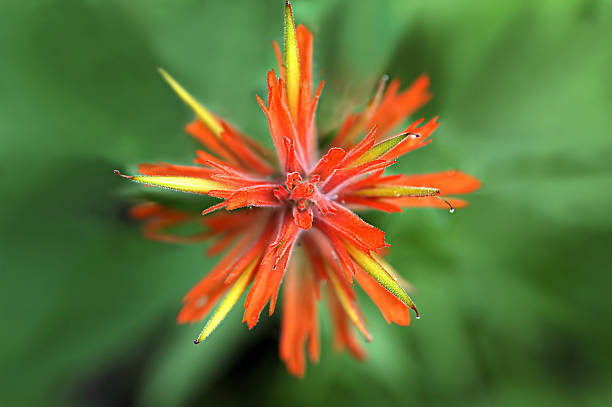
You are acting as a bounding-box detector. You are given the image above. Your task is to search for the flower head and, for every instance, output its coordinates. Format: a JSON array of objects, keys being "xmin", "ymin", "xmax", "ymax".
[{"xmin": 117, "ymin": 1, "xmax": 479, "ymax": 377}]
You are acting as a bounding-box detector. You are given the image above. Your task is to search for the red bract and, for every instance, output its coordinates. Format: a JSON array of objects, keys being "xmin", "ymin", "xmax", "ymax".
[{"xmin": 118, "ymin": 1, "xmax": 480, "ymax": 377}]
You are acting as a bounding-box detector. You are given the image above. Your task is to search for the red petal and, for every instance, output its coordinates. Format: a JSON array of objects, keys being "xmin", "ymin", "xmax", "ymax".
[
  {"xmin": 341, "ymin": 195, "xmax": 403, "ymax": 213},
  {"xmin": 219, "ymin": 124, "xmax": 275, "ymax": 175},
  {"xmin": 311, "ymin": 147, "xmax": 346, "ymax": 180},
  {"xmin": 177, "ymin": 271, "xmax": 231, "ymax": 324},
  {"xmin": 326, "ymin": 286, "xmax": 366, "ymax": 361},
  {"xmin": 224, "ymin": 185, "xmax": 280, "ymax": 211},
  {"xmin": 387, "ymin": 196, "xmax": 469, "ymax": 209},
  {"xmin": 381, "ymin": 117, "xmax": 438, "ymax": 160},
  {"xmin": 279, "ymin": 259, "xmax": 319, "ymax": 377},
  {"xmin": 138, "ymin": 163, "xmax": 215, "ymax": 178},
  {"xmin": 318, "ymin": 203, "xmax": 387, "ymax": 252},
  {"xmin": 185, "ymin": 119, "xmax": 238, "ymax": 165},
  {"xmin": 243, "ymin": 211, "xmax": 300, "ymax": 328},
  {"xmin": 369, "ymin": 75, "xmax": 431, "ymax": 138}
]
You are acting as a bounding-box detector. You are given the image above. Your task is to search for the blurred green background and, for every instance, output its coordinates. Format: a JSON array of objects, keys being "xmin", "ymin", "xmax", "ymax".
[{"xmin": 2, "ymin": 0, "xmax": 612, "ymax": 406}]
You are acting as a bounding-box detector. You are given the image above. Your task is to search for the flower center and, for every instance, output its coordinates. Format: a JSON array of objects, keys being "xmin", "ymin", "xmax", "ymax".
[{"xmin": 274, "ymin": 172, "xmax": 326, "ymax": 230}]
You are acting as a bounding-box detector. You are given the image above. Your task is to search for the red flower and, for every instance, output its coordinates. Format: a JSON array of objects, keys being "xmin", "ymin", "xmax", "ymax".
[{"xmin": 117, "ymin": 1, "xmax": 479, "ymax": 377}]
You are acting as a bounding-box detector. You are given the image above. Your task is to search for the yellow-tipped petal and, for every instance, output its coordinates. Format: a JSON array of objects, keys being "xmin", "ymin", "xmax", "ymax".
[
  {"xmin": 195, "ymin": 259, "xmax": 258, "ymax": 343},
  {"xmin": 344, "ymin": 241, "xmax": 419, "ymax": 317},
  {"xmin": 158, "ymin": 68, "xmax": 224, "ymax": 137},
  {"xmin": 353, "ymin": 185, "xmax": 440, "ymax": 198},
  {"xmin": 116, "ymin": 171, "xmax": 227, "ymax": 194},
  {"xmin": 284, "ymin": 1, "xmax": 300, "ymax": 122},
  {"xmin": 351, "ymin": 132, "xmax": 414, "ymax": 167},
  {"xmin": 326, "ymin": 265, "xmax": 372, "ymax": 342},
  {"xmin": 372, "ymin": 253, "xmax": 415, "ymax": 294}
]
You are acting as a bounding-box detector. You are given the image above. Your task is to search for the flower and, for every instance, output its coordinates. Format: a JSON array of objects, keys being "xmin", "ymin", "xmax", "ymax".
[{"xmin": 117, "ymin": 1, "xmax": 480, "ymax": 377}]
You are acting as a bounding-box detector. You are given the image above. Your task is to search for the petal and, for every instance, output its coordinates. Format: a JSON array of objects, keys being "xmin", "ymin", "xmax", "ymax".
[
  {"xmin": 186, "ymin": 120, "xmax": 238, "ymax": 164},
  {"xmin": 380, "ymin": 117, "xmax": 438, "ymax": 160},
  {"xmin": 177, "ymin": 275, "xmax": 229, "ymax": 324},
  {"xmin": 326, "ymin": 263, "xmax": 372, "ymax": 341},
  {"xmin": 219, "ymin": 126, "xmax": 276, "ymax": 175},
  {"xmin": 318, "ymin": 203, "xmax": 387, "ymax": 252},
  {"xmin": 194, "ymin": 258, "xmax": 258, "ymax": 343},
  {"xmin": 341, "ymin": 195, "xmax": 403, "ymax": 213},
  {"xmin": 353, "ymin": 185, "xmax": 440, "ymax": 198},
  {"xmin": 138, "ymin": 163, "xmax": 215, "ymax": 178},
  {"xmin": 279, "ymin": 259, "xmax": 319, "ymax": 377},
  {"xmin": 312, "ymin": 147, "xmax": 346, "ymax": 180},
  {"xmin": 326, "ymin": 286, "xmax": 366, "ymax": 361},
  {"xmin": 389, "ymin": 196, "xmax": 468, "ymax": 210},
  {"xmin": 350, "ymin": 132, "xmax": 413, "ymax": 167},
  {"xmin": 284, "ymin": 1, "xmax": 300, "ymax": 121},
  {"xmin": 344, "ymin": 241, "xmax": 419, "ymax": 318},
  {"xmin": 392, "ymin": 170, "xmax": 481, "ymax": 195},
  {"xmin": 223, "ymin": 185, "xmax": 280, "ymax": 210},
  {"xmin": 243, "ymin": 210, "xmax": 300, "ymax": 328},
  {"xmin": 354, "ymin": 263, "xmax": 412, "ymax": 326},
  {"xmin": 116, "ymin": 172, "xmax": 228, "ymax": 195},
  {"xmin": 369, "ymin": 75, "xmax": 432, "ymax": 138},
  {"xmin": 158, "ymin": 68, "xmax": 224, "ymax": 137}
]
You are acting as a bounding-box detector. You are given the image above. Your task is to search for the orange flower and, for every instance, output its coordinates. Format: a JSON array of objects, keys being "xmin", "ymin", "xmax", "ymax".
[{"xmin": 117, "ymin": 1, "xmax": 479, "ymax": 377}]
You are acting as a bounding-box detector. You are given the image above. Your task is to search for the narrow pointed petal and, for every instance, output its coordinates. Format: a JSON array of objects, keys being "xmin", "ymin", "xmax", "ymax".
[
  {"xmin": 344, "ymin": 241, "xmax": 419, "ymax": 318},
  {"xmin": 354, "ymin": 265, "xmax": 412, "ymax": 326},
  {"xmin": 138, "ymin": 162, "xmax": 215, "ymax": 178},
  {"xmin": 194, "ymin": 259, "xmax": 258, "ymax": 343},
  {"xmin": 350, "ymin": 132, "xmax": 415, "ymax": 167},
  {"xmin": 389, "ymin": 196, "xmax": 468, "ymax": 210},
  {"xmin": 326, "ymin": 265, "xmax": 372, "ymax": 341},
  {"xmin": 372, "ymin": 253, "xmax": 415, "ymax": 294},
  {"xmin": 380, "ymin": 117, "xmax": 439, "ymax": 160},
  {"xmin": 116, "ymin": 171, "xmax": 227, "ymax": 194},
  {"xmin": 158, "ymin": 68, "xmax": 224, "ymax": 137},
  {"xmin": 354, "ymin": 185, "xmax": 439, "ymax": 198},
  {"xmin": 368, "ymin": 75, "xmax": 432, "ymax": 138},
  {"xmin": 327, "ymin": 287, "xmax": 366, "ymax": 360},
  {"xmin": 389, "ymin": 170, "xmax": 481, "ymax": 195},
  {"xmin": 284, "ymin": 1, "xmax": 300, "ymax": 122},
  {"xmin": 320, "ymin": 203, "xmax": 387, "ymax": 252}
]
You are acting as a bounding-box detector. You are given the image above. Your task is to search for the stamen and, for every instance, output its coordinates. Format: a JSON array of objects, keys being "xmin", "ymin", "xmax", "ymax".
[
  {"xmin": 435, "ymin": 196, "xmax": 455, "ymax": 213},
  {"xmin": 113, "ymin": 169, "xmax": 131, "ymax": 179}
]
